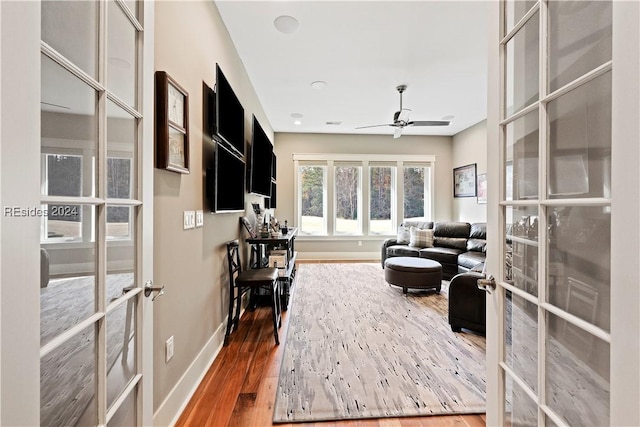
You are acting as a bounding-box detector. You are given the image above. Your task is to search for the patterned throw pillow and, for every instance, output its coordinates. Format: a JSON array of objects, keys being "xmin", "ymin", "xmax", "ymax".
[
  {"xmin": 396, "ymin": 225, "xmax": 410, "ymax": 244},
  {"xmin": 409, "ymin": 226, "xmax": 434, "ymax": 248}
]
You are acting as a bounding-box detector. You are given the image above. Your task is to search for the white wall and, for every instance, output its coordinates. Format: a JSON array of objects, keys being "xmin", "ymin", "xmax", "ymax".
[{"xmin": 452, "ymin": 120, "xmax": 487, "ymax": 223}]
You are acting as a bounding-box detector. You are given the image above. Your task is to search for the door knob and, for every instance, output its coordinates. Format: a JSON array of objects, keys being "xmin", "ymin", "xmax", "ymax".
[
  {"xmin": 144, "ymin": 280, "xmax": 165, "ymax": 301},
  {"xmin": 477, "ymin": 275, "xmax": 496, "ymax": 294}
]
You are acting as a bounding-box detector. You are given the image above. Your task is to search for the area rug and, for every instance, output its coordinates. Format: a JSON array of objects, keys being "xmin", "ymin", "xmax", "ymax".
[{"xmin": 273, "ymin": 263, "xmax": 486, "ymax": 423}]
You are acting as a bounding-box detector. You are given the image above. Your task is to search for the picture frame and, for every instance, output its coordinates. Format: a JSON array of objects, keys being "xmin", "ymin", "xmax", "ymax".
[
  {"xmin": 477, "ymin": 173, "xmax": 487, "ymax": 204},
  {"xmin": 155, "ymin": 71, "xmax": 190, "ymax": 174},
  {"xmin": 240, "ymin": 216, "xmax": 257, "ymax": 238},
  {"xmin": 453, "ymin": 163, "xmax": 477, "ymax": 197}
]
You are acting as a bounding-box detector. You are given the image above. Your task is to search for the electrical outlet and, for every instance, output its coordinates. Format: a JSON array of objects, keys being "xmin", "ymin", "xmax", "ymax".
[
  {"xmin": 358, "ymin": 240, "xmax": 362, "ymax": 247},
  {"xmin": 195, "ymin": 210, "xmax": 204, "ymax": 227},
  {"xmin": 184, "ymin": 211, "xmax": 195, "ymax": 230},
  {"xmin": 166, "ymin": 336, "xmax": 174, "ymax": 362}
]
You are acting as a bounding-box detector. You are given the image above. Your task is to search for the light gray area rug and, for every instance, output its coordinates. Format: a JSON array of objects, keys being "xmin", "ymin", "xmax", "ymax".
[{"xmin": 273, "ymin": 263, "xmax": 486, "ymax": 423}]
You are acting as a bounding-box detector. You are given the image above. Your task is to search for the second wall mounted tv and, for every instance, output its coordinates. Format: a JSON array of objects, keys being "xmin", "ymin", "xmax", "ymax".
[
  {"xmin": 216, "ymin": 64, "xmax": 244, "ymax": 156},
  {"xmin": 249, "ymin": 115, "xmax": 273, "ymax": 197},
  {"xmin": 213, "ymin": 143, "xmax": 245, "ymax": 212}
]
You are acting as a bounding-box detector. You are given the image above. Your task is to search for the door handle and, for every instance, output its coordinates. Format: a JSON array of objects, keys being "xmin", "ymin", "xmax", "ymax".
[
  {"xmin": 477, "ymin": 275, "xmax": 496, "ymax": 294},
  {"xmin": 144, "ymin": 280, "xmax": 165, "ymax": 301}
]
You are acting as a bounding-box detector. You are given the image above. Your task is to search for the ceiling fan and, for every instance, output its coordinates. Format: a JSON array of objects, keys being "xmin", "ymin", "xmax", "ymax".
[{"xmin": 356, "ymin": 85, "xmax": 450, "ymax": 138}]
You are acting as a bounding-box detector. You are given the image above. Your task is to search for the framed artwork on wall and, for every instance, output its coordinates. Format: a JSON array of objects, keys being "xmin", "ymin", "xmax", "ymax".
[
  {"xmin": 453, "ymin": 163, "xmax": 477, "ymax": 197},
  {"xmin": 155, "ymin": 71, "xmax": 190, "ymax": 173},
  {"xmin": 477, "ymin": 173, "xmax": 487, "ymax": 204}
]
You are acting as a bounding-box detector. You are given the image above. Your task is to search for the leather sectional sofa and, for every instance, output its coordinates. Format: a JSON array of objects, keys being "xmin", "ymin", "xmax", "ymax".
[{"xmin": 381, "ymin": 220, "xmax": 487, "ymax": 280}]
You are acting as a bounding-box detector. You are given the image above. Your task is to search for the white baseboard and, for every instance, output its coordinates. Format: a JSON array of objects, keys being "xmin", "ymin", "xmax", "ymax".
[
  {"xmin": 297, "ymin": 251, "xmax": 379, "ymax": 260},
  {"xmin": 153, "ymin": 322, "xmax": 225, "ymax": 427}
]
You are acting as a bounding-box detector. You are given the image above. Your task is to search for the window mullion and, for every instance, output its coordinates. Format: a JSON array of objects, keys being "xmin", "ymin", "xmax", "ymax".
[
  {"xmin": 362, "ymin": 161, "xmax": 370, "ymax": 235},
  {"xmin": 326, "ymin": 160, "xmax": 335, "ymax": 236}
]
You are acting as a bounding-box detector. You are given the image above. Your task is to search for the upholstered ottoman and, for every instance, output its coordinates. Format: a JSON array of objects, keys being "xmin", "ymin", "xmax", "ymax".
[{"xmin": 384, "ymin": 257, "xmax": 442, "ymax": 294}]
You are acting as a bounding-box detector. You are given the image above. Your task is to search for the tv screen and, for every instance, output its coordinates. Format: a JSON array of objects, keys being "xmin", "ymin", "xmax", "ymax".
[
  {"xmin": 214, "ymin": 144, "xmax": 245, "ymax": 212},
  {"xmin": 216, "ymin": 64, "xmax": 244, "ymax": 156},
  {"xmin": 250, "ymin": 115, "xmax": 273, "ymax": 197}
]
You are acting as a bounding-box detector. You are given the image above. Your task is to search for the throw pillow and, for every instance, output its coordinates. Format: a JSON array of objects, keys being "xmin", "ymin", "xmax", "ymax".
[
  {"xmin": 396, "ymin": 225, "xmax": 410, "ymax": 244},
  {"xmin": 409, "ymin": 226, "xmax": 434, "ymax": 248}
]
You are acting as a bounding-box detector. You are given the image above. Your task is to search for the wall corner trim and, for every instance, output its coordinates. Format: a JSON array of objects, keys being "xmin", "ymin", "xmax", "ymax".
[{"xmin": 153, "ymin": 322, "xmax": 225, "ymax": 426}]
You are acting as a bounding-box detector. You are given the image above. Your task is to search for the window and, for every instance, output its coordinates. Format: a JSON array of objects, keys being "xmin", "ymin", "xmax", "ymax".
[
  {"xmin": 294, "ymin": 154, "xmax": 435, "ymax": 238},
  {"xmin": 369, "ymin": 165, "xmax": 395, "ymax": 235},
  {"xmin": 42, "ymin": 154, "xmax": 83, "ymax": 241},
  {"xmin": 298, "ymin": 165, "xmax": 327, "ymax": 235},
  {"xmin": 334, "ymin": 165, "xmax": 361, "ymax": 235}
]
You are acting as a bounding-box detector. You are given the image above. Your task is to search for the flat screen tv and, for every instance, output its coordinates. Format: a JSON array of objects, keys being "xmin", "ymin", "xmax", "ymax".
[
  {"xmin": 216, "ymin": 64, "xmax": 244, "ymax": 156},
  {"xmin": 249, "ymin": 115, "xmax": 273, "ymax": 197},
  {"xmin": 212, "ymin": 143, "xmax": 245, "ymax": 212}
]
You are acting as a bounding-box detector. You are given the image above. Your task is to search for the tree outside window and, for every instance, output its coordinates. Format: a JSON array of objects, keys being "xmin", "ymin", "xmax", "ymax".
[
  {"xmin": 370, "ymin": 166, "xmax": 394, "ymax": 234},
  {"xmin": 335, "ymin": 166, "xmax": 361, "ymax": 234},
  {"xmin": 299, "ymin": 166, "xmax": 326, "ymax": 235}
]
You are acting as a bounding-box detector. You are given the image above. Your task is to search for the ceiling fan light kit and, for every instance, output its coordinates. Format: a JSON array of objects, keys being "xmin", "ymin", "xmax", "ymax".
[{"xmin": 356, "ymin": 85, "xmax": 450, "ymax": 138}]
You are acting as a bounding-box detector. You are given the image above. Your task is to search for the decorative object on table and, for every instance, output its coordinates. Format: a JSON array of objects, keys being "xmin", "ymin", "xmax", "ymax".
[
  {"xmin": 281, "ymin": 220, "xmax": 288, "ymax": 235},
  {"xmin": 239, "ymin": 216, "xmax": 257, "ymax": 238},
  {"xmin": 453, "ymin": 163, "xmax": 477, "ymax": 197},
  {"xmin": 155, "ymin": 71, "xmax": 189, "ymax": 174},
  {"xmin": 274, "ymin": 263, "xmax": 486, "ymax": 423},
  {"xmin": 476, "ymin": 173, "xmax": 487, "ymax": 204}
]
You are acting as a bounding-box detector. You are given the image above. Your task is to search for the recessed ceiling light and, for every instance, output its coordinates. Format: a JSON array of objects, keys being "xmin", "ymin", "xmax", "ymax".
[
  {"xmin": 311, "ymin": 80, "xmax": 327, "ymax": 90},
  {"xmin": 290, "ymin": 113, "xmax": 304, "ymax": 119},
  {"xmin": 294, "ymin": 120, "xmax": 302, "ymax": 125},
  {"xmin": 274, "ymin": 15, "xmax": 299, "ymax": 34}
]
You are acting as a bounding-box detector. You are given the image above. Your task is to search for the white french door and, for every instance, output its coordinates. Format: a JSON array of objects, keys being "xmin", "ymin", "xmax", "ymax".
[
  {"xmin": 486, "ymin": 1, "xmax": 640, "ymax": 426},
  {"xmin": 0, "ymin": 1, "xmax": 154, "ymax": 425}
]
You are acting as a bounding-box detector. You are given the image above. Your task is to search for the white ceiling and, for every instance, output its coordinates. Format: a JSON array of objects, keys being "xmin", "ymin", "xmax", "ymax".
[{"xmin": 215, "ymin": 0, "xmax": 489, "ymax": 137}]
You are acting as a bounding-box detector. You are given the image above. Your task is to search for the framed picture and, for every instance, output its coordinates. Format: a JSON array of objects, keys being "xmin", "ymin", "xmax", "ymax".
[
  {"xmin": 477, "ymin": 173, "xmax": 487, "ymax": 204},
  {"xmin": 155, "ymin": 71, "xmax": 189, "ymax": 173},
  {"xmin": 240, "ymin": 216, "xmax": 257, "ymax": 238},
  {"xmin": 453, "ymin": 163, "xmax": 477, "ymax": 197}
]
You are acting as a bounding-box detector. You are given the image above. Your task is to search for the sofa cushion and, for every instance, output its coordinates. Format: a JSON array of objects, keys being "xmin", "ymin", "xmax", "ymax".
[
  {"xmin": 409, "ymin": 226, "xmax": 434, "ymax": 248},
  {"xmin": 419, "ymin": 247, "xmax": 464, "ymax": 265},
  {"xmin": 434, "ymin": 222, "xmax": 471, "ymax": 238},
  {"xmin": 396, "ymin": 225, "xmax": 411, "ymax": 244},
  {"xmin": 467, "ymin": 238, "xmax": 487, "ymax": 253},
  {"xmin": 387, "ymin": 245, "xmax": 420, "ymax": 257},
  {"xmin": 402, "ymin": 220, "xmax": 434, "ymax": 230},
  {"xmin": 434, "ymin": 237, "xmax": 468, "ymax": 250},
  {"xmin": 458, "ymin": 251, "xmax": 487, "ymax": 270},
  {"xmin": 470, "ymin": 223, "xmax": 487, "ymax": 239}
]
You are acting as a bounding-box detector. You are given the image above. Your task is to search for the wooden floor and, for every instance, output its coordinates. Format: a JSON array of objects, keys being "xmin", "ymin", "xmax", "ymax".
[{"xmin": 177, "ymin": 301, "xmax": 486, "ymax": 426}]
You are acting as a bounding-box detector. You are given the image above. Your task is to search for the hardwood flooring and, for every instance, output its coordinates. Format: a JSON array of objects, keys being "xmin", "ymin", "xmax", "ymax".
[{"xmin": 177, "ymin": 261, "xmax": 486, "ymax": 426}]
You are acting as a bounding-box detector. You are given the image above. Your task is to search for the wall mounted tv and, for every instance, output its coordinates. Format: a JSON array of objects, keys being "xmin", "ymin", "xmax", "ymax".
[
  {"xmin": 249, "ymin": 115, "xmax": 273, "ymax": 197},
  {"xmin": 211, "ymin": 143, "xmax": 246, "ymax": 212},
  {"xmin": 215, "ymin": 64, "xmax": 244, "ymax": 156}
]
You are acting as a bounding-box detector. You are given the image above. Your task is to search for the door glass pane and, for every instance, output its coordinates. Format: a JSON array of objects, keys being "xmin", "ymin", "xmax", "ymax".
[
  {"xmin": 107, "ymin": 298, "xmax": 137, "ymax": 409},
  {"xmin": 108, "ymin": 0, "xmax": 137, "ymax": 107},
  {"xmin": 504, "ymin": 372, "xmax": 537, "ymax": 427},
  {"xmin": 370, "ymin": 166, "xmax": 394, "ymax": 235},
  {"xmin": 42, "ymin": 54, "xmax": 97, "ymax": 198},
  {"xmin": 504, "ymin": 0, "xmax": 536, "ymax": 35},
  {"xmin": 505, "ymin": 109, "xmax": 538, "ymax": 201},
  {"xmin": 41, "ymin": 324, "xmax": 96, "ymax": 426},
  {"xmin": 299, "ymin": 166, "xmax": 326, "ymax": 235},
  {"xmin": 404, "ymin": 165, "xmax": 428, "ymax": 220},
  {"xmin": 334, "ymin": 166, "xmax": 360, "ymax": 235},
  {"xmin": 547, "ymin": 72, "xmax": 611, "ymax": 199},
  {"xmin": 108, "ymin": 388, "xmax": 137, "ymax": 427},
  {"xmin": 42, "ymin": 1, "xmax": 98, "ymax": 78},
  {"xmin": 505, "ymin": 11, "xmax": 539, "ymax": 117},
  {"xmin": 108, "ymin": 101, "xmax": 137, "ymax": 199},
  {"xmin": 505, "ymin": 206, "xmax": 538, "ymax": 296},
  {"xmin": 505, "ymin": 291, "xmax": 537, "ymax": 393},
  {"xmin": 548, "ymin": 0, "xmax": 612, "ymax": 92},
  {"xmin": 547, "ymin": 206, "xmax": 610, "ymax": 331},
  {"xmin": 40, "ymin": 206, "xmax": 97, "ymax": 347},
  {"xmin": 546, "ymin": 311, "xmax": 609, "ymax": 426}
]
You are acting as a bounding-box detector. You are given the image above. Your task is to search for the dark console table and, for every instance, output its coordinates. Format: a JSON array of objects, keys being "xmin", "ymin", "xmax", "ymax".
[{"xmin": 246, "ymin": 228, "xmax": 297, "ymax": 309}]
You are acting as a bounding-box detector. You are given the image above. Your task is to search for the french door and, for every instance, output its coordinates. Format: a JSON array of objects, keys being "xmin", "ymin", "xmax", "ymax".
[
  {"xmin": 1, "ymin": 1, "xmax": 154, "ymax": 425},
  {"xmin": 486, "ymin": 1, "xmax": 640, "ymax": 426}
]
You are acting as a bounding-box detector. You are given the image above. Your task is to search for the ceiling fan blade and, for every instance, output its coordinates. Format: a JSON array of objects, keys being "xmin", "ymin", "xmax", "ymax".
[
  {"xmin": 393, "ymin": 127, "xmax": 403, "ymax": 139},
  {"xmin": 407, "ymin": 120, "xmax": 450, "ymax": 127},
  {"xmin": 397, "ymin": 109, "xmax": 412, "ymax": 123},
  {"xmin": 355, "ymin": 123, "xmax": 394, "ymax": 129}
]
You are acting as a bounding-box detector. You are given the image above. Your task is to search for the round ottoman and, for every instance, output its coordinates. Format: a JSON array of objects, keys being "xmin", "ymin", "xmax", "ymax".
[{"xmin": 384, "ymin": 257, "xmax": 442, "ymax": 294}]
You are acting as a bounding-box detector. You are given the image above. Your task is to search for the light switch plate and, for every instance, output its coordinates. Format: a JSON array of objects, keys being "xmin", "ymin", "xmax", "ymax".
[
  {"xmin": 184, "ymin": 211, "xmax": 195, "ymax": 230},
  {"xmin": 195, "ymin": 210, "xmax": 204, "ymax": 228}
]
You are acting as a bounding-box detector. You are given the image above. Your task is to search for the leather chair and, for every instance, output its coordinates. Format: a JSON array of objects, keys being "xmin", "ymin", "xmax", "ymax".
[
  {"xmin": 225, "ymin": 240, "xmax": 281, "ymax": 345},
  {"xmin": 448, "ymin": 271, "xmax": 486, "ymax": 335}
]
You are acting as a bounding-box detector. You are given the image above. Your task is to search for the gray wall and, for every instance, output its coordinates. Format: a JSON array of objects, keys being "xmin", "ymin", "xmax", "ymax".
[
  {"xmin": 452, "ymin": 120, "xmax": 487, "ymax": 223},
  {"xmin": 153, "ymin": 1, "xmax": 271, "ymax": 413}
]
